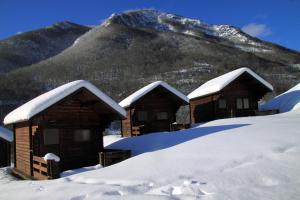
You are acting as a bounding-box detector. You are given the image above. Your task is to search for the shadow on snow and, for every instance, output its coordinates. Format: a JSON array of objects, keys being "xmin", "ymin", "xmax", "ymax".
[{"xmin": 107, "ymin": 124, "xmax": 251, "ymax": 155}]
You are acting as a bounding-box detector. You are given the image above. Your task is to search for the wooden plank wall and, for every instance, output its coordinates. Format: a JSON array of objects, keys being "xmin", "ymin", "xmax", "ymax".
[
  {"xmin": 121, "ymin": 109, "xmax": 132, "ymax": 137},
  {"xmin": 15, "ymin": 122, "xmax": 31, "ymax": 177}
]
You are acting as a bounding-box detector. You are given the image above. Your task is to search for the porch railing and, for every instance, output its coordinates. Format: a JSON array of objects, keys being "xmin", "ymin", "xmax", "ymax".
[
  {"xmin": 32, "ymin": 156, "xmax": 60, "ymax": 180},
  {"xmin": 99, "ymin": 149, "xmax": 131, "ymax": 167},
  {"xmin": 170, "ymin": 123, "xmax": 191, "ymax": 131}
]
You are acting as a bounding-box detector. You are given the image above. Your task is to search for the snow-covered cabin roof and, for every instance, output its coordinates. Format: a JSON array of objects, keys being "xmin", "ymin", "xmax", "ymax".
[
  {"xmin": 4, "ymin": 80, "xmax": 126, "ymax": 125},
  {"xmin": 119, "ymin": 81, "xmax": 189, "ymax": 108},
  {"xmin": 260, "ymin": 83, "xmax": 300, "ymax": 113},
  {"xmin": 0, "ymin": 126, "xmax": 13, "ymax": 142},
  {"xmin": 188, "ymin": 67, "xmax": 273, "ymax": 100}
]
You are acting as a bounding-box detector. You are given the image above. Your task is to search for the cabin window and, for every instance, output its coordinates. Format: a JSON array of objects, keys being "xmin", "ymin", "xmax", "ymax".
[
  {"xmin": 74, "ymin": 129, "xmax": 91, "ymax": 142},
  {"xmin": 137, "ymin": 111, "xmax": 147, "ymax": 121},
  {"xmin": 218, "ymin": 99, "xmax": 227, "ymax": 109},
  {"xmin": 243, "ymin": 98, "xmax": 250, "ymax": 109},
  {"xmin": 236, "ymin": 98, "xmax": 250, "ymax": 109},
  {"xmin": 156, "ymin": 112, "xmax": 168, "ymax": 120},
  {"xmin": 236, "ymin": 98, "xmax": 243, "ymax": 109},
  {"xmin": 43, "ymin": 129, "xmax": 59, "ymax": 145}
]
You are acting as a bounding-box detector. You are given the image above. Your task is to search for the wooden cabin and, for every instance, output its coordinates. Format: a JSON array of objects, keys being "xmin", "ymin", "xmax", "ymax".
[
  {"xmin": 188, "ymin": 67, "xmax": 273, "ymax": 123},
  {"xmin": 3, "ymin": 80, "xmax": 126, "ymax": 179},
  {"xmin": 0, "ymin": 126, "xmax": 12, "ymax": 167},
  {"xmin": 119, "ymin": 81, "xmax": 189, "ymax": 136}
]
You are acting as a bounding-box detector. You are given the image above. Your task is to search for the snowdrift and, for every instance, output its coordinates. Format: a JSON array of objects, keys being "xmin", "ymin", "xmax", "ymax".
[{"xmin": 260, "ymin": 83, "xmax": 300, "ymax": 112}]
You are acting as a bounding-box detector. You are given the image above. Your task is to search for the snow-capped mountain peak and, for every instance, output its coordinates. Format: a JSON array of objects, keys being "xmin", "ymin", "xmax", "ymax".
[{"xmin": 102, "ymin": 9, "xmax": 271, "ymax": 52}]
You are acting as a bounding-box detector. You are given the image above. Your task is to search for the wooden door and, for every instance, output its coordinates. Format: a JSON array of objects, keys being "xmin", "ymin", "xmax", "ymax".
[{"xmin": 59, "ymin": 128, "xmax": 100, "ymax": 171}]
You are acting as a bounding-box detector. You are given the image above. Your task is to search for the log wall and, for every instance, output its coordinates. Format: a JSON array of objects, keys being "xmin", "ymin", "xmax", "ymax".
[{"xmin": 15, "ymin": 122, "xmax": 31, "ymax": 176}]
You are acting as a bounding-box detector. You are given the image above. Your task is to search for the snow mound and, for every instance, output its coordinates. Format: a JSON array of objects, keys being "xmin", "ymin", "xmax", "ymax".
[
  {"xmin": 3, "ymin": 80, "xmax": 126, "ymax": 125},
  {"xmin": 44, "ymin": 153, "xmax": 60, "ymax": 162},
  {"xmin": 0, "ymin": 126, "xmax": 13, "ymax": 142},
  {"xmin": 188, "ymin": 67, "xmax": 273, "ymax": 99},
  {"xmin": 119, "ymin": 81, "xmax": 189, "ymax": 108},
  {"xmin": 260, "ymin": 83, "xmax": 300, "ymax": 112}
]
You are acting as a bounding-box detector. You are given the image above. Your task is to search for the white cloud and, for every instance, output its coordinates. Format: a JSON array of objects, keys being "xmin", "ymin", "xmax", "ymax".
[
  {"xmin": 242, "ymin": 23, "xmax": 271, "ymax": 37},
  {"xmin": 16, "ymin": 31, "xmax": 23, "ymax": 35}
]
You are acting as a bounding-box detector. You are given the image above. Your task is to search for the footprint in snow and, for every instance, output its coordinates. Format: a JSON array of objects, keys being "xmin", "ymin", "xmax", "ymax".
[
  {"xmin": 70, "ymin": 194, "xmax": 89, "ymax": 200},
  {"xmin": 274, "ymin": 145, "xmax": 298, "ymax": 154},
  {"xmin": 183, "ymin": 180, "xmax": 212, "ymax": 196},
  {"xmin": 103, "ymin": 190, "xmax": 123, "ymax": 196}
]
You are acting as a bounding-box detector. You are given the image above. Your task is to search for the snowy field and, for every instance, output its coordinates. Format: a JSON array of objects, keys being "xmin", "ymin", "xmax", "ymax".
[
  {"xmin": 1, "ymin": 84, "xmax": 300, "ymax": 200},
  {"xmin": 0, "ymin": 110, "xmax": 300, "ymax": 200}
]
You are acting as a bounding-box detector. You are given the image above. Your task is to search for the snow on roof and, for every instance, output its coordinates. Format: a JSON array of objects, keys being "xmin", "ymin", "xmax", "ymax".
[
  {"xmin": 188, "ymin": 67, "xmax": 273, "ymax": 99},
  {"xmin": 4, "ymin": 80, "xmax": 126, "ymax": 125},
  {"xmin": 260, "ymin": 83, "xmax": 300, "ymax": 113},
  {"xmin": 0, "ymin": 126, "xmax": 13, "ymax": 142},
  {"xmin": 119, "ymin": 81, "xmax": 189, "ymax": 108}
]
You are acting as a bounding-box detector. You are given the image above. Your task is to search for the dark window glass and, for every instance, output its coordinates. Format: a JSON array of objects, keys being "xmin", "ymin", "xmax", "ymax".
[
  {"xmin": 74, "ymin": 129, "xmax": 91, "ymax": 142},
  {"xmin": 243, "ymin": 98, "xmax": 250, "ymax": 109},
  {"xmin": 137, "ymin": 111, "xmax": 147, "ymax": 121},
  {"xmin": 156, "ymin": 112, "xmax": 168, "ymax": 120},
  {"xmin": 218, "ymin": 99, "xmax": 227, "ymax": 109},
  {"xmin": 44, "ymin": 129, "xmax": 59, "ymax": 145},
  {"xmin": 236, "ymin": 98, "xmax": 250, "ymax": 109}
]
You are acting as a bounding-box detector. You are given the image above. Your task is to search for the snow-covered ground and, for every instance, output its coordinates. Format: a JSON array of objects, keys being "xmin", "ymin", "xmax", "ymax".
[
  {"xmin": 1, "ymin": 110, "xmax": 300, "ymax": 199},
  {"xmin": 1, "ymin": 84, "xmax": 300, "ymax": 200}
]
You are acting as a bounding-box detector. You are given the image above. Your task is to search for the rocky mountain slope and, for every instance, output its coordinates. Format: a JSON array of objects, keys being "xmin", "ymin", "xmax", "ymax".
[
  {"xmin": 0, "ymin": 21, "xmax": 90, "ymax": 73},
  {"xmin": 0, "ymin": 9, "xmax": 299, "ymax": 122}
]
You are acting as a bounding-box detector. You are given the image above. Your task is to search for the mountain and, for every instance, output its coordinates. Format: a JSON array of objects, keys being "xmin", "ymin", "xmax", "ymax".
[
  {"xmin": 0, "ymin": 21, "xmax": 91, "ymax": 73},
  {"xmin": 0, "ymin": 9, "xmax": 300, "ymax": 122}
]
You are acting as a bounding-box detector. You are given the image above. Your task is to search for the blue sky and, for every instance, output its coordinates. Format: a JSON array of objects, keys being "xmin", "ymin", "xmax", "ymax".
[{"xmin": 1, "ymin": 0, "xmax": 299, "ymax": 51}]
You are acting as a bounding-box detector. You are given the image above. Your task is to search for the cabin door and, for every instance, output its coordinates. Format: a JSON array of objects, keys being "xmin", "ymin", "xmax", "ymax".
[{"xmin": 59, "ymin": 128, "xmax": 99, "ymax": 171}]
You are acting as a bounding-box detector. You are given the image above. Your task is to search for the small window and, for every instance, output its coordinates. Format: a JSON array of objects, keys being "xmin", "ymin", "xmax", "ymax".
[
  {"xmin": 44, "ymin": 129, "xmax": 59, "ymax": 145},
  {"xmin": 137, "ymin": 111, "xmax": 147, "ymax": 121},
  {"xmin": 218, "ymin": 99, "xmax": 227, "ymax": 109},
  {"xmin": 243, "ymin": 98, "xmax": 250, "ymax": 109},
  {"xmin": 74, "ymin": 129, "xmax": 91, "ymax": 142},
  {"xmin": 156, "ymin": 112, "xmax": 168, "ymax": 120},
  {"xmin": 236, "ymin": 98, "xmax": 243, "ymax": 109},
  {"xmin": 236, "ymin": 98, "xmax": 250, "ymax": 109}
]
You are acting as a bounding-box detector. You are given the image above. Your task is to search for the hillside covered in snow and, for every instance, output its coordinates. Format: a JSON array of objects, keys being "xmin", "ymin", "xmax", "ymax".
[{"xmin": 0, "ymin": 84, "xmax": 300, "ymax": 200}]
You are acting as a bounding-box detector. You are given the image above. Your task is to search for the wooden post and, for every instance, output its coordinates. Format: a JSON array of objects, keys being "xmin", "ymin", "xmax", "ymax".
[
  {"xmin": 13, "ymin": 124, "xmax": 16, "ymax": 168},
  {"xmin": 189, "ymin": 103, "xmax": 192, "ymax": 125},
  {"xmin": 29, "ymin": 121, "xmax": 33, "ymax": 177},
  {"xmin": 47, "ymin": 160, "xmax": 60, "ymax": 179},
  {"xmin": 129, "ymin": 107, "xmax": 133, "ymax": 137}
]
